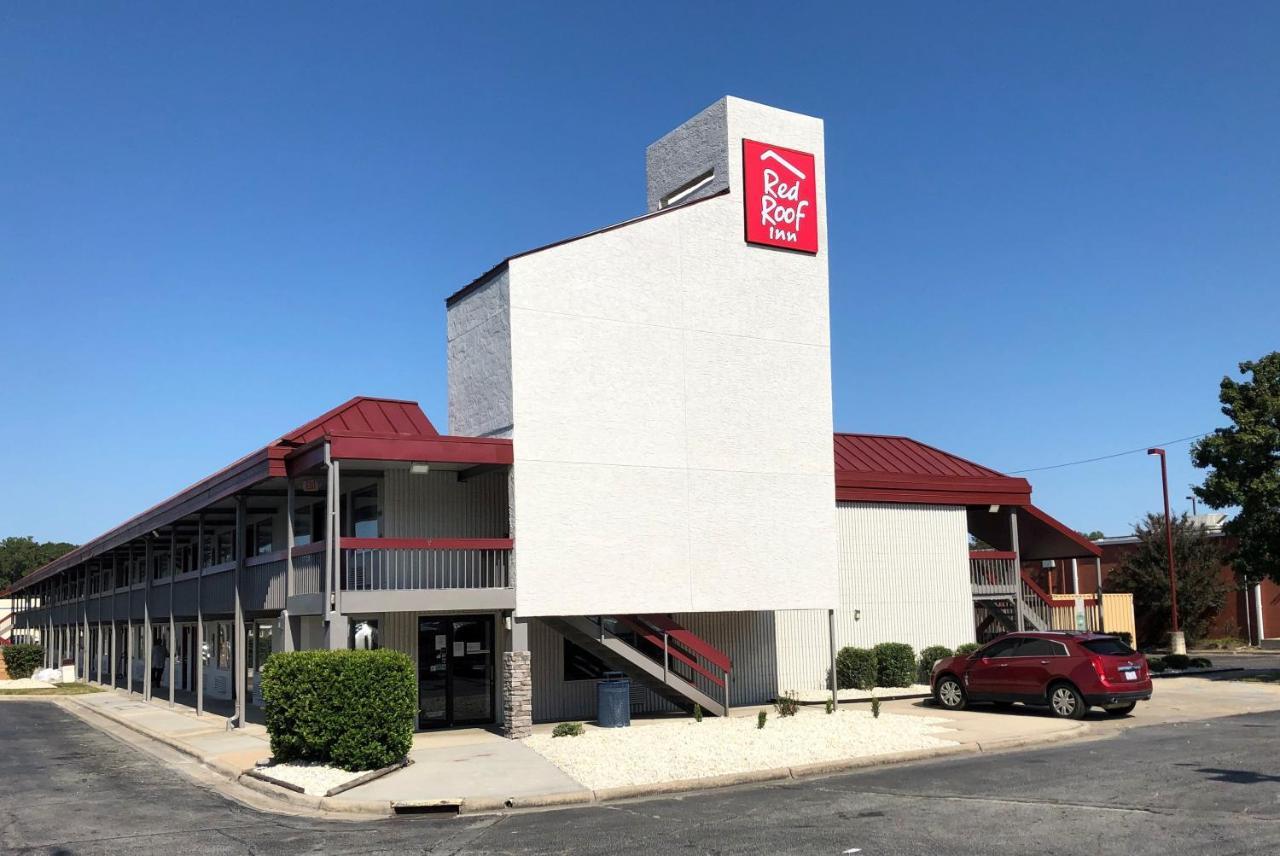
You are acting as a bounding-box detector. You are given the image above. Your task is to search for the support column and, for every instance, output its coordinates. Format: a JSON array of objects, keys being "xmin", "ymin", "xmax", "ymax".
[
  {"xmin": 323, "ymin": 452, "xmax": 346, "ymax": 649},
  {"xmin": 1254, "ymin": 582, "xmax": 1266, "ymax": 645},
  {"xmin": 196, "ymin": 514, "xmax": 205, "ymax": 717},
  {"xmin": 109, "ymin": 556, "xmax": 117, "ymax": 690},
  {"xmin": 1009, "ymin": 509, "xmax": 1024, "ymax": 631},
  {"xmin": 1095, "ymin": 558, "xmax": 1105, "ymax": 632},
  {"xmin": 828, "ymin": 608, "xmax": 838, "ymax": 710},
  {"xmin": 169, "ymin": 529, "xmax": 177, "ymax": 708},
  {"xmin": 82, "ymin": 566, "xmax": 91, "ymax": 683},
  {"xmin": 143, "ymin": 539, "xmax": 153, "ymax": 701},
  {"xmin": 233, "ymin": 496, "xmax": 248, "ymax": 728},
  {"xmin": 502, "ymin": 616, "xmax": 532, "ymax": 739},
  {"xmin": 282, "ymin": 478, "xmax": 296, "ymax": 652}
]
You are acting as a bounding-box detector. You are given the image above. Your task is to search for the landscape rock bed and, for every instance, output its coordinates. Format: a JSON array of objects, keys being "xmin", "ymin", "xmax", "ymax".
[{"xmin": 525, "ymin": 708, "xmax": 956, "ymax": 790}]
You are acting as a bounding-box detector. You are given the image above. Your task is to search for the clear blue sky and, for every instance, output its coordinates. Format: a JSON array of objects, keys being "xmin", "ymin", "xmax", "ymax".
[{"xmin": 3, "ymin": 3, "xmax": 1277, "ymax": 544}]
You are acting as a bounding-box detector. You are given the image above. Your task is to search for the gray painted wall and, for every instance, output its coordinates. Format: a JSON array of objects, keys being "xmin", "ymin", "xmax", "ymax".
[
  {"xmin": 645, "ymin": 97, "xmax": 730, "ymax": 212},
  {"xmin": 446, "ymin": 269, "xmax": 513, "ymax": 438}
]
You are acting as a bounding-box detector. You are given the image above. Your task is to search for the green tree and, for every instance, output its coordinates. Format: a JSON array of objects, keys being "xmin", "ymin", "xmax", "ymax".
[
  {"xmin": 0, "ymin": 537, "xmax": 77, "ymax": 590},
  {"xmin": 1083, "ymin": 530, "xmax": 1105, "ymax": 541},
  {"xmin": 1192, "ymin": 352, "xmax": 1280, "ymax": 584},
  {"xmin": 1107, "ymin": 513, "xmax": 1226, "ymax": 645}
]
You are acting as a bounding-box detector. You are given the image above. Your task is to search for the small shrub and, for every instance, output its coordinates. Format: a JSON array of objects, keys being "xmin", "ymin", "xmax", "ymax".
[
  {"xmin": 552, "ymin": 721, "xmax": 584, "ymax": 738},
  {"xmin": 2, "ymin": 644, "xmax": 44, "ymax": 679},
  {"xmin": 1199, "ymin": 636, "xmax": 1246, "ymax": 650},
  {"xmin": 693, "ymin": 703, "xmax": 702, "ymax": 723},
  {"xmin": 1148, "ymin": 657, "xmax": 1167, "ymax": 673},
  {"xmin": 1164, "ymin": 653, "xmax": 1192, "ymax": 670},
  {"xmin": 824, "ymin": 698, "xmax": 834, "ymax": 715},
  {"xmin": 955, "ymin": 643, "xmax": 981, "ymax": 656},
  {"xmin": 870, "ymin": 696, "xmax": 881, "ymax": 719},
  {"xmin": 873, "ymin": 643, "xmax": 916, "ymax": 688},
  {"xmin": 1104, "ymin": 631, "xmax": 1134, "ymax": 647},
  {"xmin": 774, "ymin": 691, "xmax": 799, "ymax": 717},
  {"xmin": 917, "ymin": 646, "xmax": 954, "ymax": 684},
  {"xmin": 261, "ymin": 649, "xmax": 415, "ymax": 772},
  {"xmin": 835, "ymin": 647, "xmax": 877, "ymax": 690},
  {"xmin": 1188, "ymin": 656, "xmax": 1213, "ymax": 668},
  {"xmin": 757, "ymin": 710, "xmax": 767, "ymax": 729}
]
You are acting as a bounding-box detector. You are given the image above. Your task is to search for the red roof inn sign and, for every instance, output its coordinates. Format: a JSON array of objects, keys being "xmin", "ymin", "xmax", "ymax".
[{"xmin": 742, "ymin": 139, "xmax": 818, "ymax": 254}]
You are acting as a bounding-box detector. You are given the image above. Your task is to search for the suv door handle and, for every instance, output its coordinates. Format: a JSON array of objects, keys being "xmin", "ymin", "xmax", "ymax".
[
  {"xmin": 1040, "ymin": 660, "xmax": 1049, "ymax": 664},
  {"xmin": 998, "ymin": 663, "xmax": 1009, "ymax": 668}
]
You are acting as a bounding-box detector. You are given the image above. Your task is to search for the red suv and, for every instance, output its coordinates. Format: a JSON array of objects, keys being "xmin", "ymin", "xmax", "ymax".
[{"xmin": 931, "ymin": 632, "xmax": 1152, "ymax": 719}]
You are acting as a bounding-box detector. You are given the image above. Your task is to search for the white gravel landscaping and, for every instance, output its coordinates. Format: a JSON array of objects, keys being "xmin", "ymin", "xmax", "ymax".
[
  {"xmin": 795, "ymin": 684, "xmax": 932, "ymax": 702},
  {"xmin": 253, "ymin": 760, "xmax": 369, "ymax": 796},
  {"xmin": 525, "ymin": 708, "xmax": 957, "ymax": 790},
  {"xmin": 0, "ymin": 678, "xmax": 57, "ymax": 690}
]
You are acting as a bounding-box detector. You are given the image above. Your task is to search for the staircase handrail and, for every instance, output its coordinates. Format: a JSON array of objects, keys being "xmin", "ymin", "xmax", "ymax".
[
  {"xmin": 613, "ymin": 615, "xmax": 726, "ymax": 688},
  {"xmin": 636, "ymin": 614, "xmax": 733, "ymax": 673}
]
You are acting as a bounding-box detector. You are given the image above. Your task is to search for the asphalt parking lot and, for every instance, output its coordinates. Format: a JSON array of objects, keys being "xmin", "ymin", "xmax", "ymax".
[{"xmin": 6, "ymin": 697, "xmax": 1280, "ymax": 855}]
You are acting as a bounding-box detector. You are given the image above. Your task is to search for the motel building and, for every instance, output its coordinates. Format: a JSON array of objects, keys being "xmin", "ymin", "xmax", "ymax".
[{"xmin": 3, "ymin": 98, "xmax": 1106, "ymax": 734}]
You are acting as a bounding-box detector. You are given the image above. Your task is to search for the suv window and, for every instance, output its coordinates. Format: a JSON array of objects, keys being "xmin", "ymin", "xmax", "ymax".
[
  {"xmin": 979, "ymin": 638, "xmax": 1023, "ymax": 658},
  {"xmin": 1081, "ymin": 637, "xmax": 1134, "ymax": 656},
  {"xmin": 1016, "ymin": 638, "xmax": 1067, "ymax": 657}
]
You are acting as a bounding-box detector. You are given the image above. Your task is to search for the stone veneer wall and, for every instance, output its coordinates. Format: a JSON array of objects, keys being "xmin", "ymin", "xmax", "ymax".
[{"xmin": 503, "ymin": 650, "xmax": 532, "ymax": 738}]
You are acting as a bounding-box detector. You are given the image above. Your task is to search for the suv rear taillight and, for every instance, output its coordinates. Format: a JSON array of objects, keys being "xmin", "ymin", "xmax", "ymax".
[{"xmin": 1089, "ymin": 654, "xmax": 1108, "ymax": 682}]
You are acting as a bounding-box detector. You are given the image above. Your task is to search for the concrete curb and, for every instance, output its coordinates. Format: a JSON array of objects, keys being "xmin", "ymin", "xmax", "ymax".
[
  {"xmin": 55, "ymin": 694, "xmax": 1092, "ymax": 819},
  {"xmin": 1153, "ymin": 667, "xmax": 1244, "ymax": 678},
  {"xmin": 60, "ymin": 697, "xmax": 394, "ymax": 819},
  {"xmin": 462, "ymin": 724, "xmax": 1092, "ymax": 814},
  {"xmin": 799, "ymin": 691, "xmax": 932, "ymax": 707}
]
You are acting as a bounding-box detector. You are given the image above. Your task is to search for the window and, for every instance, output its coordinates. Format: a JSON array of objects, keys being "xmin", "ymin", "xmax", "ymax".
[
  {"xmin": 1015, "ymin": 639, "xmax": 1067, "ymax": 658},
  {"xmin": 1082, "ymin": 638, "xmax": 1134, "ymax": 656},
  {"xmin": 563, "ymin": 639, "xmax": 610, "ymax": 682},
  {"xmin": 347, "ymin": 485, "xmax": 382, "ymax": 538},
  {"xmin": 248, "ymin": 519, "xmax": 274, "ymax": 555},
  {"xmin": 349, "ymin": 619, "xmax": 380, "ymax": 650},
  {"xmin": 293, "ymin": 501, "xmax": 326, "ymax": 546},
  {"xmin": 979, "ymin": 637, "xmax": 1023, "ymax": 658}
]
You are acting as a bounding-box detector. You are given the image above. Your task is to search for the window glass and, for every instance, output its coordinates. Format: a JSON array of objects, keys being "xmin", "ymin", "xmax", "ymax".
[
  {"xmin": 254, "ymin": 520, "xmax": 274, "ymax": 555},
  {"xmin": 1015, "ymin": 639, "xmax": 1064, "ymax": 657},
  {"xmin": 979, "ymin": 637, "xmax": 1023, "ymax": 658},
  {"xmin": 349, "ymin": 486, "xmax": 381, "ymax": 538},
  {"xmin": 293, "ymin": 503, "xmax": 313, "ymax": 546},
  {"xmin": 1081, "ymin": 638, "xmax": 1135, "ymax": 656},
  {"xmin": 350, "ymin": 619, "xmax": 380, "ymax": 650}
]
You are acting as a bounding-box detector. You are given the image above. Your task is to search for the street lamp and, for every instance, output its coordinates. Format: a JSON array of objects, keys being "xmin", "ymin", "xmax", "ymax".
[
  {"xmin": 1186, "ymin": 494, "xmax": 1198, "ymax": 515},
  {"xmin": 1148, "ymin": 448, "xmax": 1182, "ymax": 652}
]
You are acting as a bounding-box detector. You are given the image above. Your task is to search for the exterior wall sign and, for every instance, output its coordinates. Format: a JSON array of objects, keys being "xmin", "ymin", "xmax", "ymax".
[{"xmin": 742, "ymin": 139, "xmax": 818, "ymax": 253}]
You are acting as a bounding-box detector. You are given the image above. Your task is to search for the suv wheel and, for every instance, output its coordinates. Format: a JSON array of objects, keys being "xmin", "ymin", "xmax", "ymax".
[
  {"xmin": 1048, "ymin": 683, "xmax": 1086, "ymax": 720},
  {"xmin": 1104, "ymin": 702, "xmax": 1137, "ymax": 717},
  {"xmin": 935, "ymin": 676, "xmax": 966, "ymax": 710}
]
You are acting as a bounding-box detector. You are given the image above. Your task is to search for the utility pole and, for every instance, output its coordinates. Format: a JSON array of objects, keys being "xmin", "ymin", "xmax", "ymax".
[{"xmin": 1148, "ymin": 448, "xmax": 1183, "ymax": 654}]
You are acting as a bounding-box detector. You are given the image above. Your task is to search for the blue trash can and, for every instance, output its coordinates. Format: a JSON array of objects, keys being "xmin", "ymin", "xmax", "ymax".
[{"xmin": 597, "ymin": 672, "xmax": 631, "ymax": 727}]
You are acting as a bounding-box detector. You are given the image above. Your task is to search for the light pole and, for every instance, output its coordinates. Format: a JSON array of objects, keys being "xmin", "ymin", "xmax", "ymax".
[
  {"xmin": 1186, "ymin": 494, "xmax": 1198, "ymax": 515},
  {"xmin": 1148, "ymin": 448, "xmax": 1183, "ymax": 652}
]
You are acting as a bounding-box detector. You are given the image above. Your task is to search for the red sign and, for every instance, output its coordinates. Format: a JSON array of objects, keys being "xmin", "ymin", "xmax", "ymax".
[{"xmin": 742, "ymin": 139, "xmax": 818, "ymax": 253}]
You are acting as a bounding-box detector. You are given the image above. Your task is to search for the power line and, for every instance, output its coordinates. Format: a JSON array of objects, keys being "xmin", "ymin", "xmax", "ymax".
[{"xmin": 1007, "ymin": 432, "xmax": 1213, "ymax": 475}]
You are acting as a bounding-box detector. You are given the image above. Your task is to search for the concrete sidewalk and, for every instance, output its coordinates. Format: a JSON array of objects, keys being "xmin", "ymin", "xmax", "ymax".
[{"xmin": 53, "ymin": 675, "xmax": 1280, "ymax": 818}]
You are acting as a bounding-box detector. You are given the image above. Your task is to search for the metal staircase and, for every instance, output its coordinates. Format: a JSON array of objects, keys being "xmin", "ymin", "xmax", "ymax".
[
  {"xmin": 544, "ymin": 614, "xmax": 733, "ymax": 717},
  {"xmin": 969, "ymin": 552, "xmax": 1053, "ymax": 641}
]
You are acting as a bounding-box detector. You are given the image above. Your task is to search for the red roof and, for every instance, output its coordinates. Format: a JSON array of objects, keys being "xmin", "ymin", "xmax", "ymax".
[
  {"xmin": 283, "ymin": 396, "xmax": 437, "ymax": 444},
  {"xmin": 834, "ymin": 433, "xmax": 1032, "ymax": 507}
]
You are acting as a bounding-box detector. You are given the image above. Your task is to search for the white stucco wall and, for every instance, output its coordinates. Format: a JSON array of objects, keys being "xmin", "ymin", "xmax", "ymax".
[
  {"xmin": 775, "ymin": 503, "xmax": 976, "ymax": 692},
  {"xmin": 477, "ymin": 97, "xmax": 837, "ymax": 617}
]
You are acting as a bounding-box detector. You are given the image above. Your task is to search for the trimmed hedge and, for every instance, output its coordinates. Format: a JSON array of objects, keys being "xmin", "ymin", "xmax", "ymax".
[
  {"xmin": 955, "ymin": 643, "xmax": 981, "ymax": 656},
  {"xmin": 1163, "ymin": 653, "xmax": 1191, "ymax": 670},
  {"xmin": 874, "ymin": 643, "xmax": 916, "ymax": 688},
  {"xmin": 835, "ymin": 646, "xmax": 877, "ymax": 690},
  {"xmin": 2, "ymin": 644, "xmax": 44, "ymax": 679},
  {"xmin": 917, "ymin": 646, "xmax": 954, "ymax": 684},
  {"xmin": 1106, "ymin": 631, "xmax": 1134, "ymax": 647},
  {"xmin": 261, "ymin": 649, "xmax": 415, "ymax": 772}
]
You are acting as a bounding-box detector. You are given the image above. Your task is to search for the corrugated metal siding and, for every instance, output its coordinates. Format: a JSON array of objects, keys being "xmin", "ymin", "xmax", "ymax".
[
  {"xmin": 384, "ymin": 469, "xmax": 509, "ymax": 539},
  {"xmin": 669, "ymin": 611, "xmax": 778, "ymax": 707},
  {"xmin": 382, "ymin": 611, "xmax": 419, "ymax": 663},
  {"xmin": 244, "ymin": 561, "xmax": 287, "ymax": 613},
  {"xmin": 775, "ymin": 503, "xmax": 975, "ymax": 692},
  {"xmin": 529, "ymin": 619, "xmax": 673, "ymax": 722}
]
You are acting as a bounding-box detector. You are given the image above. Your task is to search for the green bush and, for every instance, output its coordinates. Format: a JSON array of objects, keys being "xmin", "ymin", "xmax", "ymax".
[
  {"xmin": 261, "ymin": 649, "xmax": 415, "ymax": 772},
  {"xmin": 552, "ymin": 721, "xmax": 584, "ymax": 737},
  {"xmin": 693, "ymin": 703, "xmax": 702, "ymax": 723},
  {"xmin": 824, "ymin": 698, "xmax": 834, "ymax": 715},
  {"xmin": 917, "ymin": 646, "xmax": 954, "ymax": 684},
  {"xmin": 2, "ymin": 644, "xmax": 44, "ymax": 679},
  {"xmin": 870, "ymin": 696, "xmax": 881, "ymax": 719},
  {"xmin": 774, "ymin": 691, "xmax": 800, "ymax": 717},
  {"xmin": 873, "ymin": 643, "xmax": 916, "ymax": 688},
  {"xmin": 1105, "ymin": 631, "xmax": 1134, "ymax": 648},
  {"xmin": 1188, "ymin": 656, "xmax": 1213, "ymax": 668},
  {"xmin": 1148, "ymin": 657, "xmax": 1167, "ymax": 673},
  {"xmin": 955, "ymin": 643, "xmax": 981, "ymax": 656},
  {"xmin": 836, "ymin": 647, "xmax": 877, "ymax": 690},
  {"xmin": 757, "ymin": 711, "xmax": 767, "ymax": 729},
  {"xmin": 1163, "ymin": 653, "xmax": 1192, "ymax": 670},
  {"xmin": 1198, "ymin": 637, "xmax": 1245, "ymax": 650}
]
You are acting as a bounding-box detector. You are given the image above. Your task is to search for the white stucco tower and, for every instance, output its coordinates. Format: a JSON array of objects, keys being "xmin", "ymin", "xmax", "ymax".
[{"xmin": 447, "ymin": 96, "xmax": 838, "ymax": 617}]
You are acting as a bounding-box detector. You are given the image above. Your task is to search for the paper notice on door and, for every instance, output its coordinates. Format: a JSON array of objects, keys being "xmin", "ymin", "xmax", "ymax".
[
  {"xmin": 453, "ymin": 641, "xmax": 464, "ymax": 657},
  {"xmin": 466, "ymin": 642, "xmax": 481, "ymax": 654},
  {"xmin": 435, "ymin": 635, "xmax": 446, "ymax": 649}
]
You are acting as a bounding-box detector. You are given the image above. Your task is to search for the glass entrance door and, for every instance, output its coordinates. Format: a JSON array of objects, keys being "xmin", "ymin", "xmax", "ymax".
[{"xmin": 417, "ymin": 615, "xmax": 494, "ymax": 729}]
